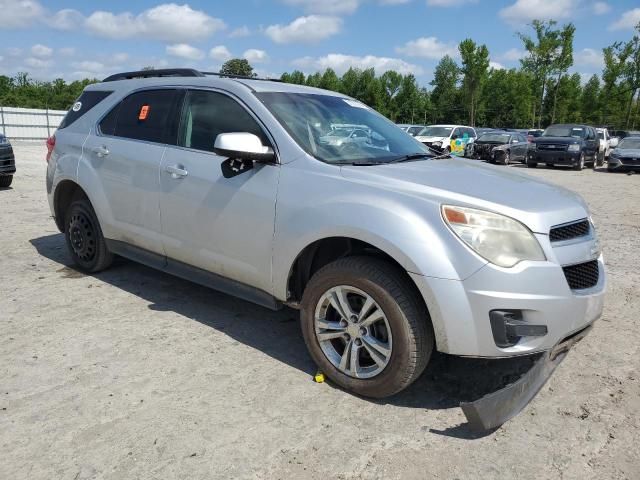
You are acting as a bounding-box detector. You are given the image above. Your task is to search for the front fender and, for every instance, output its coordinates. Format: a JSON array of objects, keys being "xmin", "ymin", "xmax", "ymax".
[{"xmin": 271, "ymin": 160, "xmax": 487, "ymax": 300}]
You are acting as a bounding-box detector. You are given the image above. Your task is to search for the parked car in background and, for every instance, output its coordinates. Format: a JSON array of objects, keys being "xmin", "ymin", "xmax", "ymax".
[
  {"xmin": 607, "ymin": 136, "xmax": 640, "ymax": 172},
  {"xmin": 595, "ymin": 128, "xmax": 614, "ymax": 163},
  {"xmin": 45, "ymin": 69, "xmax": 605, "ymax": 429},
  {"xmin": 414, "ymin": 124, "xmax": 476, "ymax": 154},
  {"xmin": 527, "ymin": 129, "xmax": 544, "ymax": 142},
  {"xmin": 397, "ymin": 124, "xmax": 425, "ymax": 136},
  {"xmin": 610, "ymin": 130, "xmax": 640, "ymax": 139},
  {"xmin": 472, "ymin": 131, "xmax": 530, "ymax": 165},
  {"xmin": 0, "ymin": 133, "xmax": 15, "ymax": 188},
  {"xmin": 529, "ymin": 124, "xmax": 599, "ymax": 170}
]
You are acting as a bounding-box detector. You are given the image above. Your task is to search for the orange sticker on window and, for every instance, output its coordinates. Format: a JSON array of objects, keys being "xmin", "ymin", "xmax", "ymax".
[{"xmin": 138, "ymin": 105, "xmax": 150, "ymax": 120}]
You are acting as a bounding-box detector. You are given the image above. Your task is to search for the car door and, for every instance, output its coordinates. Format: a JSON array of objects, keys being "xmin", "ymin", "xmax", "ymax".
[
  {"xmin": 83, "ymin": 88, "xmax": 179, "ymax": 255},
  {"xmin": 158, "ymin": 88, "xmax": 280, "ymax": 294},
  {"xmin": 513, "ymin": 134, "xmax": 527, "ymax": 160},
  {"xmin": 585, "ymin": 127, "xmax": 598, "ymax": 160}
]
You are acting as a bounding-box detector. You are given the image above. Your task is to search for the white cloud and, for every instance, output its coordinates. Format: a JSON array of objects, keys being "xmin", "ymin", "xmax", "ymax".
[
  {"xmin": 0, "ymin": 0, "xmax": 44, "ymax": 28},
  {"xmin": 499, "ymin": 0, "xmax": 578, "ymax": 25},
  {"xmin": 71, "ymin": 60, "xmax": 106, "ymax": 73},
  {"xmin": 210, "ymin": 45, "xmax": 233, "ymax": 61},
  {"xmin": 609, "ymin": 8, "xmax": 640, "ymax": 30},
  {"xmin": 229, "ymin": 26, "xmax": 250, "ymax": 38},
  {"xmin": 111, "ymin": 53, "xmax": 130, "ymax": 64},
  {"xmin": 490, "ymin": 61, "xmax": 505, "ymax": 70},
  {"xmin": 500, "ymin": 48, "xmax": 525, "ymax": 61},
  {"xmin": 58, "ymin": 47, "xmax": 76, "ymax": 57},
  {"xmin": 427, "ymin": 0, "xmax": 477, "ymax": 6},
  {"xmin": 593, "ymin": 2, "xmax": 610, "ymax": 15},
  {"xmin": 0, "ymin": 56, "xmax": 4, "ymax": 63},
  {"xmin": 48, "ymin": 8, "xmax": 83, "ymax": 30},
  {"xmin": 243, "ymin": 49, "xmax": 269, "ymax": 64},
  {"xmin": 293, "ymin": 54, "xmax": 423, "ymax": 76},
  {"xmin": 574, "ymin": 48, "xmax": 604, "ymax": 68},
  {"xmin": 85, "ymin": 4, "xmax": 226, "ymax": 42},
  {"xmin": 31, "ymin": 44, "xmax": 52, "ymax": 58},
  {"xmin": 396, "ymin": 36, "xmax": 458, "ymax": 59},
  {"xmin": 25, "ymin": 57, "xmax": 52, "ymax": 69},
  {"xmin": 265, "ymin": 15, "xmax": 342, "ymax": 44},
  {"xmin": 6, "ymin": 47, "xmax": 22, "ymax": 57},
  {"xmin": 166, "ymin": 43, "xmax": 205, "ymax": 61},
  {"xmin": 281, "ymin": 0, "xmax": 361, "ymax": 15}
]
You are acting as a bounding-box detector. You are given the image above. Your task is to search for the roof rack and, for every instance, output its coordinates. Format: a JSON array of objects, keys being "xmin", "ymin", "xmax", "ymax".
[{"xmin": 102, "ymin": 68, "xmax": 282, "ymax": 83}]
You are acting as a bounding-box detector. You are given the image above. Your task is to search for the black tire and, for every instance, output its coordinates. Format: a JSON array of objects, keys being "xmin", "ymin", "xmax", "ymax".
[
  {"xmin": 574, "ymin": 152, "xmax": 585, "ymax": 171},
  {"xmin": 596, "ymin": 150, "xmax": 605, "ymax": 167},
  {"xmin": 527, "ymin": 160, "xmax": 537, "ymax": 168},
  {"xmin": 0, "ymin": 175, "xmax": 12, "ymax": 188},
  {"xmin": 503, "ymin": 150, "xmax": 511, "ymax": 165},
  {"xmin": 64, "ymin": 199, "xmax": 113, "ymax": 273},
  {"xmin": 300, "ymin": 256, "xmax": 434, "ymax": 398}
]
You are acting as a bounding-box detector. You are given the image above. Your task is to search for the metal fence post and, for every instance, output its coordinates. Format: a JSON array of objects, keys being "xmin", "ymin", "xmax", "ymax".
[
  {"xmin": 46, "ymin": 108, "xmax": 50, "ymax": 137},
  {"xmin": 0, "ymin": 106, "xmax": 5, "ymax": 136}
]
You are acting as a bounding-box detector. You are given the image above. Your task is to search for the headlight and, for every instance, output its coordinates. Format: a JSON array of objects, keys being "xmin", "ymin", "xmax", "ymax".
[
  {"xmin": 530, "ymin": 143, "xmax": 537, "ymax": 150},
  {"xmin": 567, "ymin": 144, "xmax": 580, "ymax": 152},
  {"xmin": 442, "ymin": 205, "xmax": 546, "ymax": 268}
]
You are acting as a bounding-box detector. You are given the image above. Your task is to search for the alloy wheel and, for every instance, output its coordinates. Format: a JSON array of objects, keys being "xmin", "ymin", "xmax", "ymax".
[{"xmin": 314, "ymin": 285, "xmax": 392, "ymax": 379}]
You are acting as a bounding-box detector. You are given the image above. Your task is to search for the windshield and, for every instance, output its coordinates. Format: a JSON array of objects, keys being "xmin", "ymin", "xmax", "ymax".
[
  {"xmin": 619, "ymin": 138, "xmax": 640, "ymax": 149},
  {"xmin": 478, "ymin": 133, "xmax": 511, "ymax": 143},
  {"xmin": 543, "ymin": 126, "xmax": 585, "ymax": 138},
  {"xmin": 417, "ymin": 126, "xmax": 453, "ymax": 137},
  {"xmin": 597, "ymin": 132, "xmax": 605, "ymax": 139},
  {"xmin": 256, "ymin": 92, "xmax": 430, "ymax": 164}
]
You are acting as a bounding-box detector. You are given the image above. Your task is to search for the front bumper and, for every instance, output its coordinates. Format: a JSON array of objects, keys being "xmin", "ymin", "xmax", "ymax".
[
  {"xmin": 410, "ymin": 245, "xmax": 605, "ymax": 358},
  {"xmin": 532, "ymin": 149, "xmax": 580, "ymax": 166},
  {"xmin": 0, "ymin": 145, "xmax": 16, "ymax": 175},
  {"xmin": 608, "ymin": 156, "xmax": 640, "ymax": 170}
]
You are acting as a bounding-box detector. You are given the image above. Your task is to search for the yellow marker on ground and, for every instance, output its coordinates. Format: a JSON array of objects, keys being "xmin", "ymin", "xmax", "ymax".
[{"xmin": 314, "ymin": 371, "xmax": 325, "ymax": 383}]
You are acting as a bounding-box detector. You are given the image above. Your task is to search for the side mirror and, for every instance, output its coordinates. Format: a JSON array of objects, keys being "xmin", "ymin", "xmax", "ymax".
[{"xmin": 213, "ymin": 132, "xmax": 275, "ymax": 163}]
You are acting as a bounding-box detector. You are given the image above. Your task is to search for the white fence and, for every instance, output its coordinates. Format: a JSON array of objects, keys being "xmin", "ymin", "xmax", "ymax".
[{"xmin": 0, "ymin": 106, "xmax": 67, "ymax": 140}]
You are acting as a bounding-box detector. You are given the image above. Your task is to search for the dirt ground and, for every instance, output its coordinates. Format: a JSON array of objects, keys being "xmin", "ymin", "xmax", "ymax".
[{"xmin": 1, "ymin": 143, "xmax": 638, "ymax": 480}]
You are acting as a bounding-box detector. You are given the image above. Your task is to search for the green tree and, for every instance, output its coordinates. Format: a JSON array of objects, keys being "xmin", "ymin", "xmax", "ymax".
[
  {"xmin": 458, "ymin": 39, "xmax": 490, "ymax": 126},
  {"xmin": 220, "ymin": 58, "xmax": 255, "ymax": 77},
  {"xmin": 581, "ymin": 75, "xmax": 601, "ymax": 124},
  {"xmin": 549, "ymin": 23, "xmax": 576, "ymax": 124},
  {"xmin": 430, "ymin": 55, "xmax": 460, "ymax": 123},
  {"xmin": 319, "ymin": 68, "xmax": 341, "ymax": 91}
]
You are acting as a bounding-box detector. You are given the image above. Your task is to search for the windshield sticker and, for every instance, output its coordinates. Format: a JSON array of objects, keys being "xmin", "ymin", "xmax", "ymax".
[{"xmin": 72, "ymin": 102, "xmax": 82, "ymax": 112}]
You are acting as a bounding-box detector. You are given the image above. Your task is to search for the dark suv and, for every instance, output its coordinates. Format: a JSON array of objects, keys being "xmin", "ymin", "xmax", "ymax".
[
  {"xmin": 0, "ymin": 134, "xmax": 16, "ymax": 188},
  {"xmin": 528, "ymin": 124, "xmax": 599, "ymax": 170}
]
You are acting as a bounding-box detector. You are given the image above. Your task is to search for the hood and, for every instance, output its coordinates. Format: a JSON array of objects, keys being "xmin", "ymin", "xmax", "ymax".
[
  {"xmin": 613, "ymin": 148, "xmax": 640, "ymax": 157},
  {"xmin": 340, "ymin": 158, "xmax": 588, "ymax": 234},
  {"xmin": 535, "ymin": 136, "xmax": 580, "ymax": 145}
]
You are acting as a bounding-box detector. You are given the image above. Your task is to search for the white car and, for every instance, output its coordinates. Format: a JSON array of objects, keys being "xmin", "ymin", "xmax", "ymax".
[
  {"xmin": 596, "ymin": 128, "xmax": 617, "ymax": 162},
  {"xmin": 414, "ymin": 124, "xmax": 477, "ymax": 152}
]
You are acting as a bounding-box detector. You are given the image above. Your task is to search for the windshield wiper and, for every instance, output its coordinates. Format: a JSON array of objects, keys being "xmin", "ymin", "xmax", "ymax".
[{"xmin": 387, "ymin": 153, "xmax": 435, "ymax": 163}]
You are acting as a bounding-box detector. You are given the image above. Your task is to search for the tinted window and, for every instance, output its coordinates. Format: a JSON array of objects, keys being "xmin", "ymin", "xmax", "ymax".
[
  {"xmin": 113, "ymin": 89, "xmax": 178, "ymax": 143},
  {"xmin": 99, "ymin": 102, "xmax": 121, "ymax": 136},
  {"xmin": 179, "ymin": 90, "xmax": 269, "ymax": 152},
  {"xmin": 58, "ymin": 91, "xmax": 113, "ymax": 129}
]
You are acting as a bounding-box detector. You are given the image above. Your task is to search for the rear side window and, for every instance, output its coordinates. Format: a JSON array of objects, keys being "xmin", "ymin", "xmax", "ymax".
[
  {"xmin": 58, "ymin": 91, "xmax": 113, "ymax": 129},
  {"xmin": 106, "ymin": 89, "xmax": 178, "ymax": 144}
]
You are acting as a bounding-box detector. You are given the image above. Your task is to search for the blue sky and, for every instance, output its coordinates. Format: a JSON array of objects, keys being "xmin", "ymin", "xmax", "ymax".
[{"xmin": 0, "ymin": 0, "xmax": 638, "ymax": 86}]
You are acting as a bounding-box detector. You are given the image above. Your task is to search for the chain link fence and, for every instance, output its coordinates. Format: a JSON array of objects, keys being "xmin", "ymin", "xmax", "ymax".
[{"xmin": 0, "ymin": 106, "xmax": 67, "ymax": 141}]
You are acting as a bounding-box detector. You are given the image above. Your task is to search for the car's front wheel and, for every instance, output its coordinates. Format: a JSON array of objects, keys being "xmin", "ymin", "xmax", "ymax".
[
  {"xmin": 0, "ymin": 175, "xmax": 13, "ymax": 188},
  {"xmin": 300, "ymin": 256, "xmax": 433, "ymax": 398},
  {"xmin": 574, "ymin": 152, "xmax": 585, "ymax": 171},
  {"xmin": 64, "ymin": 199, "xmax": 114, "ymax": 273}
]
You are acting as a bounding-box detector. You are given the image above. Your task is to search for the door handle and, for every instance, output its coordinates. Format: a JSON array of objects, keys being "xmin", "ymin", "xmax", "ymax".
[
  {"xmin": 94, "ymin": 146, "xmax": 109, "ymax": 157},
  {"xmin": 165, "ymin": 164, "xmax": 188, "ymax": 179}
]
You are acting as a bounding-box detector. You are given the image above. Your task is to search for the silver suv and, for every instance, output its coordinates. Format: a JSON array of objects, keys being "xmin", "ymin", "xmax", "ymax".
[{"xmin": 46, "ymin": 69, "xmax": 605, "ymax": 421}]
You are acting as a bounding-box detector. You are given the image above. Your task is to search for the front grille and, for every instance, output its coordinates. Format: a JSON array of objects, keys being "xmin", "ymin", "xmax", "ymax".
[
  {"xmin": 619, "ymin": 156, "xmax": 640, "ymax": 165},
  {"xmin": 550, "ymin": 219, "xmax": 590, "ymax": 242},
  {"xmin": 563, "ymin": 260, "xmax": 599, "ymax": 290},
  {"xmin": 537, "ymin": 144, "xmax": 568, "ymax": 151}
]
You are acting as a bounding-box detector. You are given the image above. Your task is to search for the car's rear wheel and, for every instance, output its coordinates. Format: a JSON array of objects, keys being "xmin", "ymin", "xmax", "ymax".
[
  {"xmin": 300, "ymin": 256, "xmax": 433, "ymax": 398},
  {"xmin": 503, "ymin": 150, "xmax": 511, "ymax": 165},
  {"xmin": 574, "ymin": 153, "xmax": 585, "ymax": 171},
  {"xmin": 527, "ymin": 159, "xmax": 537, "ymax": 168},
  {"xmin": 0, "ymin": 175, "xmax": 13, "ymax": 188},
  {"xmin": 64, "ymin": 199, "xmax": 114, "ymax": 273}
]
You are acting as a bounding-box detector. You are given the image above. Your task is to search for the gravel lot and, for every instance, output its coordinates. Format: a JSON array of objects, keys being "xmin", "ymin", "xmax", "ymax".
[{"xmin": 1, "ymin": 143, "xmax": 639, "ymax": 480}]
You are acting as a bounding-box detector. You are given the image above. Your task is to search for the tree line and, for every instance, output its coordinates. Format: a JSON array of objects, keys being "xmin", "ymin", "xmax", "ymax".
[{"xmin": 0, "ymin": 21, "xmax": 638, "ymax": 129}]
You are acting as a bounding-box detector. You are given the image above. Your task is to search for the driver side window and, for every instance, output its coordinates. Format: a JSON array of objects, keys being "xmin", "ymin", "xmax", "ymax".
[{"xmin": 178, "ymin": 90, "xmax": 270, "ymax": 153}]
